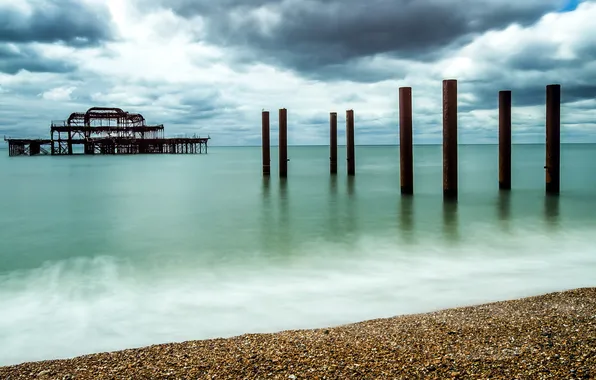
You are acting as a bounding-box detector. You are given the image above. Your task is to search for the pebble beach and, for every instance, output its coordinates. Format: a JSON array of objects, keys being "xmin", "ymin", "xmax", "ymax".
[{"xmin": 1, "ymin": 287, "xmax": 595, "ymax": 379}]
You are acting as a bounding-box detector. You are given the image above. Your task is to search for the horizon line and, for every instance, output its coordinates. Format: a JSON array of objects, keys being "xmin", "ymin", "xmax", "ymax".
[
  {"xmin": 203, "ymin": 142, "xmax": 596, "ymax": 148},
  {"xmin": 1, "ymin": 142, "xmax": 595, "ymax": 150}
]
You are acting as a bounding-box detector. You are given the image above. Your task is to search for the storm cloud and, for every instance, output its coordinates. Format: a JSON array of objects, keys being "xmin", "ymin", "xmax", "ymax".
[
  {"xmin": 148, "ymin": 0, "xmax": 563, "ymax": 76},
  {"xmin": 0, "ymin": 0, "xmax": 114, "ymax": 46},
  {"xmin": 0, "ymin": 45, "xmax": 76, "ymax": 74}
]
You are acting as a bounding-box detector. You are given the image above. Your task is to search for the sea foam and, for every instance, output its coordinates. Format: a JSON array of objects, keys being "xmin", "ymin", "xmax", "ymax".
[{"xmin": 1, "ymin": 225, "xmax": 595, "ymax": 366}]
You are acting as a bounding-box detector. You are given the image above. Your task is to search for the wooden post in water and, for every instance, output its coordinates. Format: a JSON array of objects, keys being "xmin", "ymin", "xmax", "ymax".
[
  {"xmin": 399, "ymin": 87, "xmax": 413, "ymax": 195},
  {"xmin": 499, "ymin": 90, "xmax": 512, "ymax": 190},
  {"xmin": 330, "ymin": 112, "xmax": 338, "ymax": 174},
  {"xmin": 346, "ymin": 109, "xmax": 355, "ymax": 176},
  {"xmin": 546, "ymin": 84, "xmax": 561, "ymax": 195},
  {"xmin": 279, "ymin": 108, "xmax": 288, "ymax": 178},
  {"xmin": 262, "ymin": 111, "xmax": 270, "ymax": 176},
  {"xmin": 443, "ymin": 79, "xmax": 458, "ymax": 200}
]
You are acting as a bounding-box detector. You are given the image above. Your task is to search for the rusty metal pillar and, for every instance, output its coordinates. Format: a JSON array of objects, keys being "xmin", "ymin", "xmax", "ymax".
[
  {"xmin": 330, "ymin": 112, "xmax": 338, "ymax": 174},
  {"xmin": 67, "ymin": 128, "xmax": 73, "ymax": 155},
  {"xmin": 30, "ymin": 142, "xmax": 41, "ymax": 155},
  {"xmin": 443, "ymin": 79, "xmax": 458, "ymax": 200},
  {"xmin": 499, "ymin": 90, "xmax": 512, "ymax": 190},
  {"xmin": 546, "ymin": 84, "xmax": 561, "ymax": 195},
  {"xmin": 399, "ymin": 87, "xmax": 413, "ymax": 195},
  {"xmin": 346, "ymin": 109, "xmax": 355, "ymax": 176},
  {"xmin": 279, "ymin": 108, "xmax": 288, "ymax": 178},
  {"xmin": 262, "ymin": 111, "xmax": 270, "ymax": 176}
]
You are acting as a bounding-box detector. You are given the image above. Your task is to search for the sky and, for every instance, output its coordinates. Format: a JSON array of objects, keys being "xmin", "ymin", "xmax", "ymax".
[{"xmin": 0, "ymin": 0, "xmax": 595, "ymax": 146}]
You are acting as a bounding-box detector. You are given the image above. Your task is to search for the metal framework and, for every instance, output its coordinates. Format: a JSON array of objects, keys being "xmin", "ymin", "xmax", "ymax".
[{"xmin": 5, "ymin": 107, "xmax": 209, "ymax": 157}]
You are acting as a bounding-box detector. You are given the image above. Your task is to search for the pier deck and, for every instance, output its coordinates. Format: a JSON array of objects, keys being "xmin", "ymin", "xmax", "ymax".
[{"xmin": 5, "ymin": 137, "xmax": 209, "ymax": 157}]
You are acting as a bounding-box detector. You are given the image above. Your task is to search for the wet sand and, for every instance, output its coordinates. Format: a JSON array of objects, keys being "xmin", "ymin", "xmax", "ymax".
[{"xmin": 1, "ymin": 287, "xmax": 595, "ymax": 379}]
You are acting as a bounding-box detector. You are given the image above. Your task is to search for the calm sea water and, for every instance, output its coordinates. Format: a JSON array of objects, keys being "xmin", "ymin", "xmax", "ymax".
[{"xmin": 1, "ymin": 144, "xmax": 595, "ymax": 366}]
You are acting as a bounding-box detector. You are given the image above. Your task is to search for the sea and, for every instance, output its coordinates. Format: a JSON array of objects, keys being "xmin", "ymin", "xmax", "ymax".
[{"xmin": 0, "ymin": 144, "xmax": 595, "ymax": 366}]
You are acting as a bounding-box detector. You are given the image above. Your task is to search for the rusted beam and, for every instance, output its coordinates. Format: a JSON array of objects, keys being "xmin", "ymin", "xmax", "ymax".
[
  {"xmin": 262, "ymin": 111, "xmax": 270, "ymax": 176},
  {"xmin": 279, "ymin": 108, "xmax": 288, "ymax": 178},
  {"xmin": 346, "ymin": 109, "xmax": 355, "ymax": 176},
  {"xmin": 499, "ymin": 90, "xmax": 512, "ymax": 190},
  {"xmin": 399, "ymin": 87, "xmax": 413, "ymax": 195},
  {"xmin": 330, "ymin": 112, "xmax": 338, "ymax": 174},
  {"xmin": 30, "ymin": 142, "xmax": 41, "ymax": 155},
  {"xmin": 546, "ymin": 84, "xmax": 561, "ymax": 195},
  {"xmin": 67, "ymin": 129, "xmax": 73, "ymax": 155},
  {"xmin": 443, "ymin": 79, "xmax": 458, "ymax": 200}
]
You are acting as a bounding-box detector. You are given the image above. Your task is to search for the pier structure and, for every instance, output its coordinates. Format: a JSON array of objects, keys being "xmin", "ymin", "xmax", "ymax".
[
  {"xmin": 262, "ymin": 111, "xmax": 271, "ymax": 176},
  {"xmin": 279, "ymin": 108, "xmax": 288, "ymax": 178},
  {"xmin": 6, "ymin": 139, "xmax": 52, "ymax": 156},
  {"xmin": 499, "ymin": 91, "xmax": 512, "ymax": 190},
  {"xmin": 399, "ymin": 87, "xmax": 413, "ymax": 195},
  {"xmin": 330, "ymin": 112, "xmax": 338, "ymax": 174},
  {"xmin": 346, "ymin": 109, "xmax": 355, "ymax": 176},
  {"xmin": 442, "ymin": 79, "xmax": 458, "ymax": 200},
  {"xmin": 5, "ymin": 107, "xmax": 209, "ymax": 157},
  {"xmin": 260, "ymin": 80, "xmax": 562, "ymax": 196},
  {"xmin": 545, "ymin": 84, "xmax": 561, "ymax": 195}
]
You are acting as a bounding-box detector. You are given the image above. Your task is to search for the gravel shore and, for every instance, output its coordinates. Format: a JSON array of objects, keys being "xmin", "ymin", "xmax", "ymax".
[{"xmin": 2, "ymin": 287, "xmax": 595, "ymax": 379}]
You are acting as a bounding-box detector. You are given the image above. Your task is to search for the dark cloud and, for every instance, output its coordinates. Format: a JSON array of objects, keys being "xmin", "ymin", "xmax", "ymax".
[
  {"xmin": 0, "ymin": 0, "xmax": 113, "ymax": 46},
  {"xmin": 0, "ymin": 45, "xmax": 76, "ymax": 74},
  {"xmin": 460, "ymin": 78, "xmax": 596, "ymax": 112},
  {"xmin": 148, "ymin": 0, "xmax": 560, "ymax": 79},
  {"xmin": 503, "ymin": 41, "xmax": 596, "ymax": 72}
]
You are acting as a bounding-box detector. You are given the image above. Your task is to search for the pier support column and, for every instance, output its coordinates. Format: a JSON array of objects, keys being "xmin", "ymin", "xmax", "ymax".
[
  {"xmin": 67, "ymin": 129, "xmax": 73, "ymax": 155},
  {"xmin": 262, "ymin": 111, "xmax": 270, "ymax": 176},
  {"xmin": 330, "ymin": 112, "xmax": 337, "ymax": 174},
  {"xmin": 499, "ymin": 90, "xmax": 512, "ymax": 190},
  {"xmin": 279, "ymin": 108, "xmax": 288, "ymax": 178},
  {"xmin": 443, "ymin": 79, "xmax": 458, "ymax": 200},
  {"xmin": 346, "ymin": 109, "xmax": 355, "ymax": 176},
  {"xmin": 546, "ymin": 84, "xmax": 561, "ymax": 195},
  {"xmin": 399, "ymin": 87, "xmax": 413, "ymax": 195},
  {"xmin": 30, "ymin": 142, "xmax": 40, "ymax": 156}
]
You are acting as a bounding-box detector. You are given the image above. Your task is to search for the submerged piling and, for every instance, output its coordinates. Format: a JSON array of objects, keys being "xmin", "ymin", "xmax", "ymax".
[
  {"xmin": 262, "ymin": 111, "xmax": 270, "ymax": 176},
  {"xmin": 443, "ymin": 79, "xmax": 458, "ymax": 200},
  {"xmin": 499, "ymin": 90, "xmax": 512, "ymax": 190},
  {"xmin": 279, "ymin": 108, "xmax": 288, "ymax": 178},
  {"xmin": 330, "ymin": 112, "xmax": 337, "ymax": 174},
  {"xmin": 346, "ymin": 109, "xmax": 355, "ymax": 176},
  {"xmin": 399, "ymin": 87, "xmax": 413, "ymax": 195},
  {"xmin": 545, "ymin": 84, "xmax": 561, "ymax": 195}
]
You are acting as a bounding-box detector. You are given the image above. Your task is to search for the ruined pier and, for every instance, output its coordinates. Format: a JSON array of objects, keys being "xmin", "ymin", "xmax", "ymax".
[{"xmin": 5, "ymin": 107, "xmax": 209, "ymax": 157}]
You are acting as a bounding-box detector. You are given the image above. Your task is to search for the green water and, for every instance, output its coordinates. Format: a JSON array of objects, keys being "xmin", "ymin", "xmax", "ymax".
[{"xmin": 1, "ymin": 144, "xmax": 595, "ymax": 365}]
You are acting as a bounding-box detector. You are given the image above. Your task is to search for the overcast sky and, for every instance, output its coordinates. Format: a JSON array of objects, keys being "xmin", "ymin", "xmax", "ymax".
[{"xmin": 1, "ymin": 0, "xmax": 594, "ymax": 146}]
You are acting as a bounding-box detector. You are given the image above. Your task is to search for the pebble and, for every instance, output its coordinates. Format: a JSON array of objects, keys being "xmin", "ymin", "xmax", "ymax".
[{"xmin": 1, "ymin": 287, "xmax": 595, "ymax": 379}]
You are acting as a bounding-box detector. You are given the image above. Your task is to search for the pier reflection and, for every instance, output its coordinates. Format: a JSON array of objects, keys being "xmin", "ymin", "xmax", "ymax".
[
  {"xmin": 347, "ymin": 175, "xmax": 355, "ymax": 198},
  {"xmin": 345, "ymin": 176, "xmax": 357, "ymax": 243},
  {"xmin": 330, "ymin": 174, "xmax": 338, "ymax": 194},
  {"xmin": 398, "ymin": 196, "xmax": 414, "ymax": 243},
  {"xmin": 544, "ymin": 194, "xmax": 560, "ymax": 229},
  {"xmin": 259, "ymin": 176, "xmax": 273, "ymax": 251},
  {"xmin": 442, "ymin": 200, "xmax": 459, "ymax": 243},
  {"xmin": 328, "ymin": 175, "xmax": 339, "ymax": 237},
  {"xmin": 496, "ymin": 191, "xmax": 511, "ymax": 231},
  {"xmin": 279, "ymin": 177, "xmax": 289, "ymax": 223},
  {"xmin": 261, "ymin": 176, "xmax": 271, "ymax": 202},
  {"xmin": 279, "ymin": 178, "xmax": 290, "ymax": 248}
]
